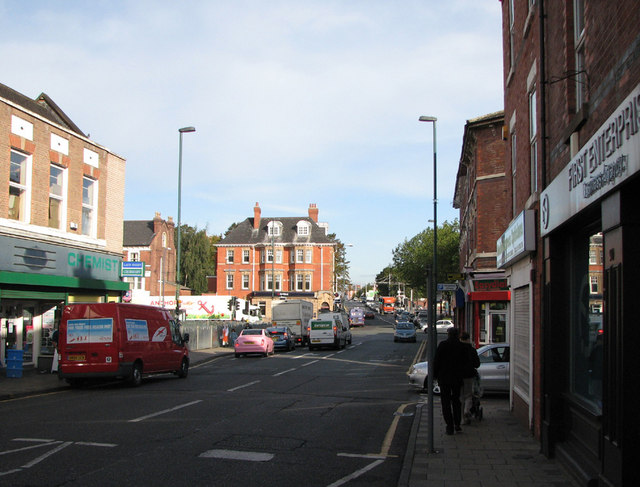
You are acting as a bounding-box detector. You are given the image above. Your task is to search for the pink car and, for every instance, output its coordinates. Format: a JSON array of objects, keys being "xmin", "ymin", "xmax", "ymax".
[{"xmin": 234, "ymin": 328, "xmax": 275, "ymax": 357}]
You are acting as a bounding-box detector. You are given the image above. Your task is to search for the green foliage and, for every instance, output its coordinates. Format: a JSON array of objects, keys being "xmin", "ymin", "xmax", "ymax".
[
  {"xmin": 389, "ymin": 219, "xmax": 460, "ymax": 296},
  {"xmin": 328, "ymin": 233, "xmax": 351, "ymax": 292},
  {"xmin": 176, "ymin": 224, "xmax": 216, "ymax": 294}
]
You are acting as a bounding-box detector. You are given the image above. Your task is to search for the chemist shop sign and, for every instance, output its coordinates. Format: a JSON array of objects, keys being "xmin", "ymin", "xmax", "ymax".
[{"xmin": 541, "ymin": 83, "xmax": 640, "ymax": 236}]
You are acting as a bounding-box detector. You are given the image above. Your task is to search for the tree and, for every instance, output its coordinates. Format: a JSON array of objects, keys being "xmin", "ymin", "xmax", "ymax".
[
  {"xmin": 328, "ymin": 233, "xmax": 351, "ymax": 292},
  {"xmin": 176, "ymin": 224, "xmax": 216, "ymax": 294},
  {"xmin": 391, "ymin": 219, "xmax": 460, "ymax": 296}
]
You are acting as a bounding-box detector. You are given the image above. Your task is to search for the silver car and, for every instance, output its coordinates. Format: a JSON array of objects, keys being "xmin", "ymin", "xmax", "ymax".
[
  {"xmin": 408, "ymin": 343, "xmax": 510, "ymax": 395},
  {"xmin": 394, "ymin": 321, "xmax": 417, "ymax": 342}
]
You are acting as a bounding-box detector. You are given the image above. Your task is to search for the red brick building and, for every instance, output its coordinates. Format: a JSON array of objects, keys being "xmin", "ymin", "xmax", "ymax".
[
  {"xmin": 215, "ymin": 203, "xmax": 335, "ymax": 320},
  {"xmin": 453, "ymin": 111, "xmax": 510, "ymax": 346},
  {"xmin": 123, "ymin": 212, "xmax": 177, "ymax": 301},
  {"xmin": 500, "ymin": 1, "xmax": 640, "ymax": 485}
]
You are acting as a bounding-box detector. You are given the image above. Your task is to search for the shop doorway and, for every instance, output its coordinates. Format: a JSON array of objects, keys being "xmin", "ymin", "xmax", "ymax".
[{"xmin": 478, "ymin": 302, "xmax": 508, "ymax": 344}]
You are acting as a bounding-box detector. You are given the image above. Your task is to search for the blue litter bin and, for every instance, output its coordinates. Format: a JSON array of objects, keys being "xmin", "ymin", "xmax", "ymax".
[{"xmin": 6, "ymin": 349, "xmax": 24, "ymax": 378}]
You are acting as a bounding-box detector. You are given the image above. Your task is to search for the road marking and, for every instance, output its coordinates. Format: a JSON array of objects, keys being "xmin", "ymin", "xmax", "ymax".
[
  {"xmin": 128, "ymin": 400, "xmax": 202, "ymax": 422},
  {"xmin": 22, "ymin": 441, "xmax": 73, "ymax": 468},
  {"xmin": 326, "ymin": 459, "xmax": 385, "ymax": 487},
  {"xmin": 199, "ymin": 449, "xmax": 274, "ymax": 462},
  {"xmin": 0, "ymin": 438, "xmax": 117, "ymax": 477},
  {"xmin": 379, "ymin": 403, "xmax": 409, "ymax": 457},
  {"xmin": 227, "ymin": 380, "xmax": 260, "ymax": 392},
  {"xmin": 301, "ymin": 360, "xmax": 319, "ymax": 367},
  {"xmin": 273, "ymin": 368, "xmax": 297, "ymax": 377}
]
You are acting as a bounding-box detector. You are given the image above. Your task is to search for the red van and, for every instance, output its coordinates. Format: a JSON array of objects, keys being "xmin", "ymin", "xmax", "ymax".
[{"xmin": 58, "ymin": 303, "xmax": 190, "ymax": 387}]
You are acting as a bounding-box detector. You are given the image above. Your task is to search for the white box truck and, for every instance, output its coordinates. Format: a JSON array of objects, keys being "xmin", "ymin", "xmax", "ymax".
[{"xmin": 271, "ymin": 300, "xmax": 314, "ymax": 346}]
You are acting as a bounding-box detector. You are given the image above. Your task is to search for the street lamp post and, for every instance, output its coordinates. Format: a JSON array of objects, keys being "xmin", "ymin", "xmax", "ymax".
[
  {"xmin": 419, "ymin": 115, "xmax": 437, "ymax": 453},
  {"xmin": 175, "ymin": 126, "xmax": 196, "ymax": 319}
]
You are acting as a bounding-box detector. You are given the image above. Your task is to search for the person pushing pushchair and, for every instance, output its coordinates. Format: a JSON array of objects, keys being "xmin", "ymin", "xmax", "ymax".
[{"xmin": 460, "ymin": 331, "xmax": 482, "ymax": 424}]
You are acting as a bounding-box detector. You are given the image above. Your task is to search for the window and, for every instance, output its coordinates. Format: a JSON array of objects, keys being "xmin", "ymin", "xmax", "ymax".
[
  {"xmin": 570, "ymin": 229, "xmax": 603, "ymax": 413},
  {"xmin": 509, "ymin": 0, "xmax": 515, "ymax": 71},
  {"xmin": 9, "ymin": 150, "xmax": 31, "ymax": 222},
  {"xmin": 574, "ymin": 0, "xmax": 586, "ymax": 110},
  {"xmin": 226, "ymin": 249, "xmax": 234, "ymax": 263},
  {"xmin": 226, "ymin": 273, "xmax": 234, "ymax": 290},
  {"xmin": 305, "ymin": 274, "xmax": 311, "ymax": 291},
  {"xmin": 266, "ymin": 248, "xmax": 274, "ymax": 263},
  {"xmin": 125, "ymin": 276, "xmax": 144, "ymax": 290},
  {"xmin": 296, "ymin": 274, "xmax": 304, "ymax": 291},
  {"xmin": 297, "ymin": 221, "xmax": 310, "ymax": 236},
  {"xmin": 529, "ymin": 87, "xmax": 538, "ymax": 194},
  {"xmin": 511, "ymin": 132, "xmax": 517, "ymax": 213},
  {"xmin": 296, "ymin": 249, "xmax": 304, "ymax": 263},
  {"xmin": 589, "ymin": 249, "xmax": 597, "ymax": 264},
  {"xmin": 130, "ymin": 252, "xmax": 140, "ymax": 261},
  {"xmin": 264, "ymin": 273, "xmax": 281, "ymax": 291},
  {"xmin": 268, "ymin": 221, "xmax": 282, "ymax": 236},
  {"xmin": 590, "ymin": 275, "xmax": 598, "ymax": 294},
  {"xmin": 305, "ymin": 249, "xmax": 312, "ymax": 263},
  {"xmin": 242, "ymin": 249, "xmax": 250, "ymax": 264},
  {"xmin": 276, "ymin": 249, "xmax": 282, "ymax": 264},
  {"xmin": 49, "ymin": 164, "xmax": 66, "ymax": 229},
  {"xmin": 242, "ymin": 274, "xmax": 250, "ymax": 290},
  {"xmin": 162, "ymin": 232, "xmax": 167, "ymax": 247},
  {"xmin": 82, "ymin": 177, "xmax": 97, "ymax": 237}
]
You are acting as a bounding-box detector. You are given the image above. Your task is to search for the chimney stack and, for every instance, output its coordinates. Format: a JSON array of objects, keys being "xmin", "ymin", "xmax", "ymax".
[
  {"xmin": 308, "ymin": 203, "xmax": 319, "ymax": 222},
  {"xmin": 253, "ymin": 202, "xmax": 261, "ymax": 229}
]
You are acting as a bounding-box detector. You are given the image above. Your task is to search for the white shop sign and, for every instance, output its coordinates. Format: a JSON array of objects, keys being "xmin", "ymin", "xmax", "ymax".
[{"xmin": 541, "ymin": 83, "xmax": 640, "ymax": 236}]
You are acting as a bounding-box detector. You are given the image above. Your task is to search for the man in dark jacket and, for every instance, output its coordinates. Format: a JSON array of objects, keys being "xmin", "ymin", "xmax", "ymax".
[{"xmin": 433, "ymin": 327, "xmax": 469, "ymax": 434}]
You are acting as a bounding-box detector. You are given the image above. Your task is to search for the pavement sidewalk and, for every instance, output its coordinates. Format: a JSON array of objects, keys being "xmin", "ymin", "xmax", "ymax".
[{"xmin": 399, "ymin": 394, "xmax": 579, "ymax": 487}]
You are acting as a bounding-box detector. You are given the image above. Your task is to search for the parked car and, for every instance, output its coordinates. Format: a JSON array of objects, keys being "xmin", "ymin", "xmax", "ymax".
[
  {"xmin": 394, "ymin": 321, "xmax": 417, "ymax": 342},
  {"xmin": 408, "ymin": 343, "xmax": 510, "ymax": 394},
  {"xmin": 364, "ymin": 310, "xmax": 375, "ymax": 319},
  {"xmin": 234, "ymin": 328, "xmax": 275, "ymax": 357},
  {"xmin": 266, "ymin": 326, "xmax": 296, "ymax": 352}
]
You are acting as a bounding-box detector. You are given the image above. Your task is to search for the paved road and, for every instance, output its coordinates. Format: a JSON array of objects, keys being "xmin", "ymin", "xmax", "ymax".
[{"xmin": 0, "ymin": 316, "xmax": 423, "ymax": 487}]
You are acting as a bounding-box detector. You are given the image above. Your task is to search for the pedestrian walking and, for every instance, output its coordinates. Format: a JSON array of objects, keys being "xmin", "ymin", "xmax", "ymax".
[
  {"xmin": 460, "ymin": 331, "xmax": 480, "ymax": 424},
  {"xmin": 433, "ymin": 326, "xmax": 469, "ymax": 435}
]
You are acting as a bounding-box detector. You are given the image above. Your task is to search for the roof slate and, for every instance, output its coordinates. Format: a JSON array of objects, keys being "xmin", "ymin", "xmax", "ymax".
[
  {"xmin": 0, "ymin": 82, "xmax": 86, "ymax": 136},
  {"xmin": 217, "ymin": 217, "xmax": 334, "ymax": 246},
  {"xmin": 123, "ymin": 220, "xmax": 156, "ymax": 247}
]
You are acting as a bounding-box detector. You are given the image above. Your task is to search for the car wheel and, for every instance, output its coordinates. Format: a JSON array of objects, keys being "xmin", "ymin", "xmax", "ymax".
[
  {"xmin": 235, "ymin": 353, "xmax": 240, "ymax": 358},
  {"xmin": 177, "ymin": 358, "xmax": 189, "ymax": 378},
  {"xmin": 129, "ymin": 362, "xmax": 143, "ymax": 387}
]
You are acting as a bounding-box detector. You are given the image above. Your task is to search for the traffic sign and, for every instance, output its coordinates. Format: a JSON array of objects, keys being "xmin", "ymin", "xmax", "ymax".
[
  {"xmin": 447, "ymin": 273, "xmax": 464, "ymax": 280},
  {"xmin": 437, "ymin": 283, "xmax": 457, "ymax": 291}
]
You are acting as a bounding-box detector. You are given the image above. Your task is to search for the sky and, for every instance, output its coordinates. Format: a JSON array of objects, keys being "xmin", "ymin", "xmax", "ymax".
[{"xmin": 1, "ymin": 0, "xmax": 504, "ymax": 286}]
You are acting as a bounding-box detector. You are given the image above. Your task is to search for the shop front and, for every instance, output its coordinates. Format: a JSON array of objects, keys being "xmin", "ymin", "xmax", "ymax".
[
  {"xmin": 465, "ymin": 278, "xmax": 510, "ymax": 347},
  {"xmin": 540, "ymin": 85, "xmax": 640, "ymax": 486},
  {"xmin": 0, "ymin": 236, "xmax": 128, "ymax": 372}
]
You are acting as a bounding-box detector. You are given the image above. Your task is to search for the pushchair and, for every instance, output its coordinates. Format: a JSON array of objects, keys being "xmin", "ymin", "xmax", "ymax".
[{"xmin": 466, "ymin": 373, "xmax": 483, "ymax": 421}]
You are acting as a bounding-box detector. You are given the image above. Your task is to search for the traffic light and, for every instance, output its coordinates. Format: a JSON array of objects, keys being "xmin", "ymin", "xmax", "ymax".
[
  {"xmin": 235, "ymin": 298, "xmax": 240, "ymax": 311},
  {"xmin": 227, "ymin": 298, "xmax": 233, "ymax": 311}
]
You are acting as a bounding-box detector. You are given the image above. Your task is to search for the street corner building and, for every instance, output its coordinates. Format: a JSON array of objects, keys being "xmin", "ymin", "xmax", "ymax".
[
  {"xmin": 214, "ymin": 202, "xmax": 336, "ymax": 321},
  {"xmin": 497, "ymin": 2, "xmax": 640, "ymax": 486},
  {"xmin": 0, "ymin": 82, "xmax": 128, "ymax": 372}
]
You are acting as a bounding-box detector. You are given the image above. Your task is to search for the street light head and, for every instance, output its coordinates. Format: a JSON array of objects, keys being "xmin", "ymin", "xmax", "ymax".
[
  {"xmin": 419, "ymin": 116, "xmax": 437, "ymax": 122},
  {"xmin": 179, "ymin": 126, "xmax": 196, "ymax": 133}
]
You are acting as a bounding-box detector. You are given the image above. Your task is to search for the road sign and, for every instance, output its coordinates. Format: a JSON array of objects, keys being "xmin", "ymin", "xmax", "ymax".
[
  {"xmin": 437, "ymin": 283, "xmax": 457, "ymax": 291},
  {"xmin": 121, "ymin": 261, "xmax": 145, "ymax": 277},
  {"xmin": 447, "ymin": 273, "xmax": 464, "ymax": 280}
]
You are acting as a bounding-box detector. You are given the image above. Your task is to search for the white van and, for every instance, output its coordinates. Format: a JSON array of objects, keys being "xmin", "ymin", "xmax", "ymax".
[{"xmin": 309, "ymin": 313, "xmax": 352, "ymax": 350}]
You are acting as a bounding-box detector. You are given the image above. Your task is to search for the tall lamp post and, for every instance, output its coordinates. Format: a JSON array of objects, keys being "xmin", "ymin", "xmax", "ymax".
[
  {"xmin": 419, "ymin": 115, "xmax": 437, "ymax": 453},
  {"xmin": 175, "ymin": 126, "xmax": 196, "ymax": 318}
]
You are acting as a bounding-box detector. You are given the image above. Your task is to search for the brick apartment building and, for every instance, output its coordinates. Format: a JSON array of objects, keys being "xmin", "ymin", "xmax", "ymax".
[
  {"xmin": 499, "ymin": 1, "xmax": 640, "ymax": 485},
  {"xmin": 453, "ymin": 111, "xmax": 510, "ymax": 347},
  {"xmin": 123, "ymin": 212, "xmax": 177, "ymax": 302},
  {"xmin": 0, "ymin": 82, "xmax": 127, "ymax": 371},
  {"xmin": 215, "ymin": 203, "xmax": 335, "ymax": 320}
]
